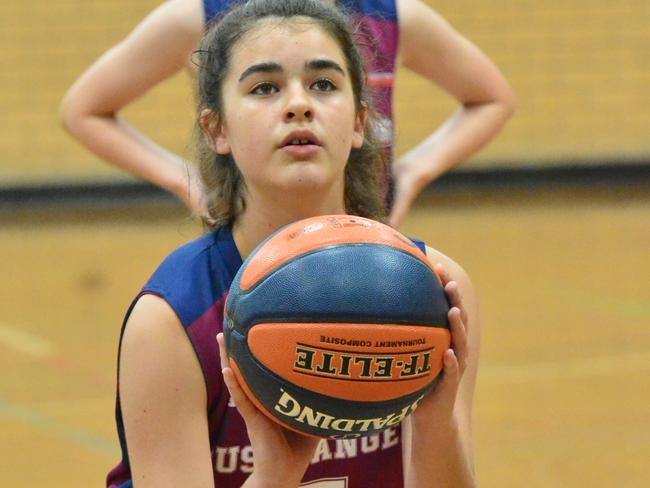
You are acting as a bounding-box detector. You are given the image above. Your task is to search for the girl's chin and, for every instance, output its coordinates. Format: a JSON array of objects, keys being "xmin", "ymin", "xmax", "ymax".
[
  {"xmin": 276, "ymin": 166, "xmax": 341, "ymax": 190},
  {"xmin": 245, "ymin": 162, "xmax": 345, "ymax": 197}
]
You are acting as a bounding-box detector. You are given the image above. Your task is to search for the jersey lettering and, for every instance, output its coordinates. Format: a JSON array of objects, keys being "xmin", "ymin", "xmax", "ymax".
[
  {"xmin": 214, "ymin": 427, "xmax": 401, "ymax": 474},
  {"xmin": 215, "ymin": 446, "xmax": 239, "ymax": 473},
  {"xmin": 300, "ymin": 478, "xmax": 348, "ymax": 487}
]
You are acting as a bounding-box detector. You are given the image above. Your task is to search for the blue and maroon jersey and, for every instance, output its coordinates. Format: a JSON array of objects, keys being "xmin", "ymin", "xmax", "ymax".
[
  {"xmin": 107, "ymin": 225, "xmax": 427, "ymax": 487},
  {"xmin": 203, "ymin": 0, "xmax": 399, "ymax": 146}
]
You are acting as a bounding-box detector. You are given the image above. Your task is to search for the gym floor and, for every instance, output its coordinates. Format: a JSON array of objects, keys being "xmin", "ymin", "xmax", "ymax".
[{"xmin": 1, "ymin": 186, "xmax": 648, "ymax": 487}]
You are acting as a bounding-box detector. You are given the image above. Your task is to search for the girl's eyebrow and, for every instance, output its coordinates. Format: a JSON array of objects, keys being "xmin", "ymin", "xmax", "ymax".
[
  {"xmin": 239, "ymin": 62, "xmax": 283, "ymax": 82},
  {"xmin": 305, "ymin": 59, "xmax": 345, "ymax": 75},
  {"xmin": 238, "ymin": 59, "xmax": 344, "ymax": 83}
]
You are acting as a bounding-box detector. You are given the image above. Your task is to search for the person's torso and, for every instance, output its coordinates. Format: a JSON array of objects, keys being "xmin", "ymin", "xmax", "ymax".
[{"xmin": 107, "ymin": 225, "xmax": 426, "ymax": 487}]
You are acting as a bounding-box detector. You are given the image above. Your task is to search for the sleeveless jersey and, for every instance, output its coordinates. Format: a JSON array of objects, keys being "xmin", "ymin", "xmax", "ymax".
[
  {"xmin": 203, "ymin": 0, "xmax": 399, "ymax": 146},
  {"xmin": 107, "ymin": 225, "xmax": 428, "ymax": 487}
]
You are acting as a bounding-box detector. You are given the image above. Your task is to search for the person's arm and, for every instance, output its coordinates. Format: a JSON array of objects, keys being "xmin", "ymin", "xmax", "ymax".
[
  {"xmin": 402, "ymin": 250, "xmax": 480, "ymax": 487},
  {"xmin": 59, "ymin": 0, "xmax": 206, "ymax": 213},
  {"xmin": 119, "ymin": 294, "xmax": 213, "ymax": 487},
  {"xmin": 391, "ymin": 0, "xmax": 517, "ymax": 227}
]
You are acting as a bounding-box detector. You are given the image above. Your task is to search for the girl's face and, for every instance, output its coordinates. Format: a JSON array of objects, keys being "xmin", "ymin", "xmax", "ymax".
[{"xmin": 206, "ymin": 19, "xmax": 366, "ymax": 199}]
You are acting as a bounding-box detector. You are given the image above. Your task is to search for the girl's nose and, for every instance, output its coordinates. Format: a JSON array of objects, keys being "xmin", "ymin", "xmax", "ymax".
[{"xmin": 284, "ymin": 85, "xmax": 314, "ymax": 122}]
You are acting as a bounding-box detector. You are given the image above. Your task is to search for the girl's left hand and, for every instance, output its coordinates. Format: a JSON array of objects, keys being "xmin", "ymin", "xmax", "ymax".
[{"xmin": 411, "ymin": 263, "xmax": 469, "ymax": 424}]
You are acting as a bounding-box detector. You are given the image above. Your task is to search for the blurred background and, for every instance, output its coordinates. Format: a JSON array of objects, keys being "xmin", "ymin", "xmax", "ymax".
[{"xmin": 1, "ymin": 1, "xmax": 648, "ymax": 486}]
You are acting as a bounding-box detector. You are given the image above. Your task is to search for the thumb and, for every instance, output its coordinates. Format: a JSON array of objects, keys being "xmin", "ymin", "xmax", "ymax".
[{"xmin": 431, "ymin": 349, "xmax": 461, "ymax": 411}]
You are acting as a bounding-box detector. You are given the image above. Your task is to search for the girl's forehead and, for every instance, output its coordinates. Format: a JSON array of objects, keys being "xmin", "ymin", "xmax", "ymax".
[{"xmin": 231, "ymin": 18, "xmax": 344, "ymax": 66}]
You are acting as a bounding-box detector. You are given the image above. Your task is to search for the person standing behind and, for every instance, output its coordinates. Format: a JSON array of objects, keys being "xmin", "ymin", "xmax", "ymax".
[{"xmin": 60, "ymin": 0, "xmax": 515, "ymax": 227}]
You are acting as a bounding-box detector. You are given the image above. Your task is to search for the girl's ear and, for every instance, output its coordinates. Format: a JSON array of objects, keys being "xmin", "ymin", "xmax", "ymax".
[
  {"xmin": 352, "ymin": 102, "xmax": 368, "ymax": 149},
  {"xmin": 200, "ymin": 108, "xmax": 231, "ymax": 154}
]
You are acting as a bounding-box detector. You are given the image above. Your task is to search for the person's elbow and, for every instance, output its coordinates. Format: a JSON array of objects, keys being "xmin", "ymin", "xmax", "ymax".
[
  {"xmin": 464, "ymin": 77, "xmax": 517, "ymax": 124},
  {"xmin": 496, "ymin": 80, "xmax": 517, "ymax": 120},
  {"xmin": 58, "ymin": 86, "xmax": 109, "ymax": 138},
  {"xmin": 478, "ymin": 81, "xmax": 517, "ymax": 130},
  {"xmin": 58, "ymin": 88, "xmax": 84, "ymax": 136}
]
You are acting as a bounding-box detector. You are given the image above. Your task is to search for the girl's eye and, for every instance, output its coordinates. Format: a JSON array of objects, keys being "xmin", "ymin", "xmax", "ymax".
[
  {"xmin": 251, "ymin": 82, "xmax": 278, "ymax": 96},
  {"xmin": 312, "ymin": 78, "xmax": 336, "ymax": 92}
]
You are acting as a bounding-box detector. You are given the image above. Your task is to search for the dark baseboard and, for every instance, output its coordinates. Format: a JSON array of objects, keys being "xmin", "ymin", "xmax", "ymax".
[
  {"xmin": 1, "ymin": 161, "xmax": 649, "ymax": 210},
  {"xmin": 432, "ymin": 160, "xmax": 650, "ymax": 189}
]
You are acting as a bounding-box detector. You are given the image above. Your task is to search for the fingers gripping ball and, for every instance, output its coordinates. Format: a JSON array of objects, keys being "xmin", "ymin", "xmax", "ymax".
[{"xmin": 224, "ymin": 215, "xmax": 450, "ymax": 438}]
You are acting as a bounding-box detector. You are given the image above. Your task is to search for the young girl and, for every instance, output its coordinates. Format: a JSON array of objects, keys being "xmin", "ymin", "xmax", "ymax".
[
  {"xmin": 108, "ymin": 1, "xmax": 479, "ymax": 486},
  {"xmin": 60, "ymin": 0, "xmax": 515, "ymax": 227}
]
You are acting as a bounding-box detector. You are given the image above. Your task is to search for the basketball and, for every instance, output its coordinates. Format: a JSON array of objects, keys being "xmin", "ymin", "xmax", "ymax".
[{"xmin": 223, "ymin": 215, "xmax": 450, "ymax": 438}]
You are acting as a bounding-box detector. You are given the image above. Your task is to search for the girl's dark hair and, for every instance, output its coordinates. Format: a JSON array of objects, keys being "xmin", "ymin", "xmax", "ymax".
[{"xmin": 194, "ymin": 0, "xmax": 387, "ymax": 228}]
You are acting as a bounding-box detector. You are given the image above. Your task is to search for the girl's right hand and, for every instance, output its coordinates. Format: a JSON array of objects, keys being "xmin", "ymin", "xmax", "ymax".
[{"xmin": 217, "ymin": 333, "xmax": 320, "ymax": 488}]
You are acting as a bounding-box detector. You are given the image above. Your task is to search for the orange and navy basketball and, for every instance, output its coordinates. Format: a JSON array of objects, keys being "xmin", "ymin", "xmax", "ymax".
[{"xmin": 223, "ymin": 215, "xmax": 450, "ymax": 438}]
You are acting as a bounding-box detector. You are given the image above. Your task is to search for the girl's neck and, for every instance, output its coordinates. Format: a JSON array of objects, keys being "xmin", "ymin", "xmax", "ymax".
[{"xmin": 232, "ymin": 190, "xmax": 346, "ymax": 260}]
